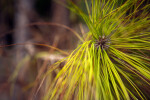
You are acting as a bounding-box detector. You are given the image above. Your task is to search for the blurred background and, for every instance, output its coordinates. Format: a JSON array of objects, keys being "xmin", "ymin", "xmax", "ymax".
[{"xmin": 0, "ymin": 0, "xmax": 89, "ymax": 100}]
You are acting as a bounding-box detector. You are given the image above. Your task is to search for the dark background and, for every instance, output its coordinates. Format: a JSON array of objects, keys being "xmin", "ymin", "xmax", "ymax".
[{"xmin": 0, "ymin": 0, "xmax": 87, "ymax": 100}]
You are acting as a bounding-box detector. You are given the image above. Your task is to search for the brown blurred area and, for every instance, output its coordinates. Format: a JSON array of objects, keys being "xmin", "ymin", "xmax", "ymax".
[{"xmin": 0, "ymin": 0, "xmax": 87, "ymax": 100}]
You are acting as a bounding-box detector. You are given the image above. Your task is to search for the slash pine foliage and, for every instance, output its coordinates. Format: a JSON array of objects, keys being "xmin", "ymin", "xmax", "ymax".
[{"xmin": 43, "ymin": 0, "xmax": 150, "ymax": 100}]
